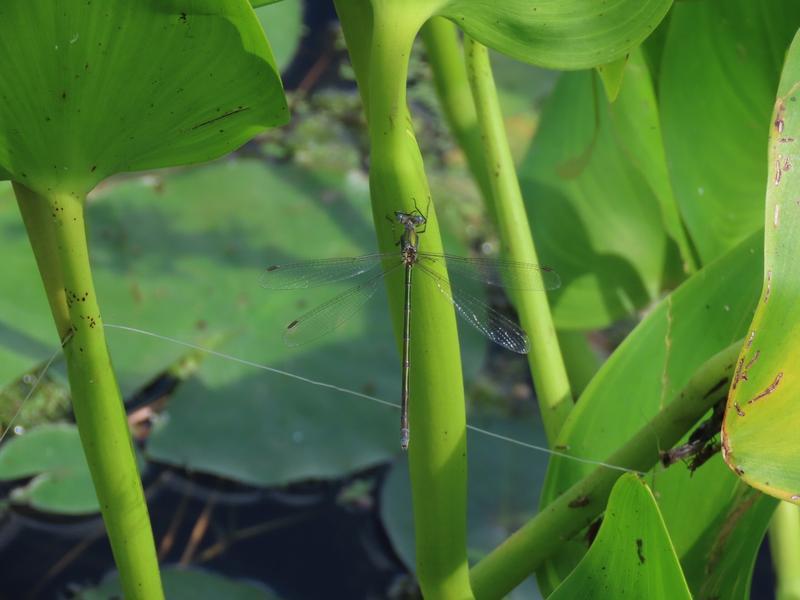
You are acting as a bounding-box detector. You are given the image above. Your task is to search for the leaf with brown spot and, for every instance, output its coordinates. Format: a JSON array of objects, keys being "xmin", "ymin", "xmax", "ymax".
[{"xmin": 722, "ymin": 31, "xmax": 800, "ymax": 503}]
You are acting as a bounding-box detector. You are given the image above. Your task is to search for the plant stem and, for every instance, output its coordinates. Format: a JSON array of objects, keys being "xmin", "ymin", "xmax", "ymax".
[
  {"xmin": 464, "ymin": 36, "xmax": 573, "ymax": 444},
  {"xmin": 337, "ymin": 3, "xmax": 474, "ymax": 597},
  {"xmin": 470, "ymin": 340, "xmax": 741, "ymax": 599},
  {"xmin": 421, "ymin": 17, "xmax": 494, "ymax": 210},
  {"xmin": 770, "ymin": 502, "xmax": 800, "ymax": 600},
  {"xmin": 14, "ymin": 184, "xmax": 164, "ymax": 600}
]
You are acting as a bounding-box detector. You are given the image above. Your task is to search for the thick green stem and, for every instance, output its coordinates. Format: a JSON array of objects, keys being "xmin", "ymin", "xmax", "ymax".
[
  {"xmin": 421, "ymin": 17, "xmax": 494, "ymax": 210},
  {"xmin": 336, "ymin": 3, "xmax": 474, "ymax": 597},
  {"xmin": 770, "ymin": 502, "xmax": 800, "ymax": 600},
  {"xmin": 14, "ymin": 184, "xmax": 163, "ymax": 600},
  {"xmin": 470, "ymin": 340, "xmax": 741, "ymax": 598},
  {"xmin": 464, "ymin": 37, "xmax": 573, "ymax": 444}
]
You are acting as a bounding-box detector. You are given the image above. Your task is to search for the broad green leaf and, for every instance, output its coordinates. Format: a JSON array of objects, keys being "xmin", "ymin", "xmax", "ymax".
[
  {"xmin": 78, "ymin": 566, "xmax": 280, "ymax": 600},
  {"xmin": 256, "ymin": 0, "xmax": 303, "ymax": 70},
  {"xmin": 659, "ymin": 0, "xmax": 800, "ymax": 263},
  {"xmin": 723, "ymin": 31, "xmax": 800, "ymax": 503},
  {"xmin": 549, "ymin": 475, "xmax": 691, "ymax": 600},
  {"xmin": 0, "ymin": 424, "xmax": 98, "ymax": 513},
  {"xmin": 0, "ymin": 0, "xmax": 287, "ymax": 195},
  {"xmin": 433, "ymin": 0, "xmax": 672, "ymax": 70},
  {"xmin": 608, "ymin": 51, "xmax": 695, "ymax": 275},
  {"xmin": 538, "ymin": 232, "xmax": 764, "ymax": 595},
  {"xmin": 519, "ymin": 65, "xmax": 668, "ymax": 329},
  {"xmin": 381, "ymin": 416, "xmax": 549, "ymax": 600}
]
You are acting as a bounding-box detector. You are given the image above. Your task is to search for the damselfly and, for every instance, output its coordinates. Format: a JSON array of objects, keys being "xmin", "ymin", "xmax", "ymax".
[{"xmin": 261, "ymin": 211, "xmax": 560, "ymax": 450}]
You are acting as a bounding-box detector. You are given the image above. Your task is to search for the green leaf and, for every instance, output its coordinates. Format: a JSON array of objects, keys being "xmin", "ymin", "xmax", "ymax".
[
  {"xmin": 0, "ymin": 0, "xmax": 288, "ymax": 196},
  {"xmin": 596, "ymin": 55, "xmax": 629, "ymax": 103},
  {"xmin": 77, "ymin": 566, "xmax": 281, "ymax": 600},
  {"xmin": 256, "ymin": 0, "xmax": 304, "ymax": 70},
  {"xmin": 250, "ymin": 1, "xmax": 286, "ymax": 8},
  {"xmin": 549, "ymin": 475, "xmax": 691, "ymax": 600},
  {"xmin": 680, "ymin": 484, "xmax": 776, "ymax": 600},
  {"xmin": 659, "ymin": 0, "xmax": 800, "ymax": 263},
  {"xmin": 519, "ymin": 64, "xmax": 668, "ymax": 329},
  {"xmin": 381, "ymin": 416, "xmax": 549, "ymax": 600},
  {"xmin": 723, "ymin": 30, "xmax": 800, "ymax": 503},
  {"xmin": 608, "ymin": 51, "xmax": 696, "ymax": 274},
  {"xmin": 434, "ymin": 0, "xmax": 672, "ymax": 69},
  {"xmin": 538, "ymin": 231, "xmax": 764, "ymax": 594},
  {"xmin": 0, "ymin": 424, "xmax": 98, "ymax": 514}
]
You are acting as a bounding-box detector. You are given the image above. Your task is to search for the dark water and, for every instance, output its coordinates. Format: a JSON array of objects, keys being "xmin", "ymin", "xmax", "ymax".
[{"xmin": 0, "ymin": 464, "xmax": 410, "ymax": 599}]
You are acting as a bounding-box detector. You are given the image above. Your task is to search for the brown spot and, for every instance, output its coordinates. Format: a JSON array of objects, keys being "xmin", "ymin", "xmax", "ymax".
[
  {"xmin": 748, "ymin": 372, "xmax": 784, "ymax": 405},
  {"xmin": 764, "ymin": 270, "xmax": 772, "ymax": 303},
  {"xmin": 707, "ymin": 491, "xmax": 759, "ymax": 572},
  {"xmin": 733, "ymin": 402, "xmax": 745, "ymax": 417},
  {"xmin": 732, "ymin": 357, "xmax": 746, "ymax": 390},
  {"xmin": 746, "ymin": 330, "xmax": 755, "ymax": 349},
  {"xmin": 287, "ymin": 320, "xmax": 299, "ymax": 330},
  {"xmin": 266, "ymin": 265, "xmax": 279, "ymax": 272},
  {"xmin": 636, "ymin": 539, "xmax": 645, "ymax": 564},
  {"xmin": 568, "ymin": 495, "xmax": 590, "ymax": 508},
  {"xmin": 779, "ymin": 137, "xmax": 796, "ymax": 143},
  {"xmin": 585, "ymin": 518, "xmax": 602, "ymax": 546},
  {"xmin": 775, "ymin": 101, "xmax": 785, "ymax": 133},
  {"xmin": 191, "ymin": 106, "xmax": 251, "ymax": 131},
  {"xmin": 734, "ymin": 466, "xmax": 745, "ymax": 476}
]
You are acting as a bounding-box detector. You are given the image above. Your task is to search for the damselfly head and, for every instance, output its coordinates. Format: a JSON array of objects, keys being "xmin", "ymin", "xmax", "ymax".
[{"xmin": 395, "ymin": 211, "xmax": 426, "ymax": 228}]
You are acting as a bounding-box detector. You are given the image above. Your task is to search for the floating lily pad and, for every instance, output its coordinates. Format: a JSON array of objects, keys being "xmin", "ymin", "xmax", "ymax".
[
  {"xmin": 0, "ymin": 424, "xmax": 122, "ymax": 514},
  {"xmin": 77, "ymin": 566, "xmax": 280, "ymax": 600}
]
